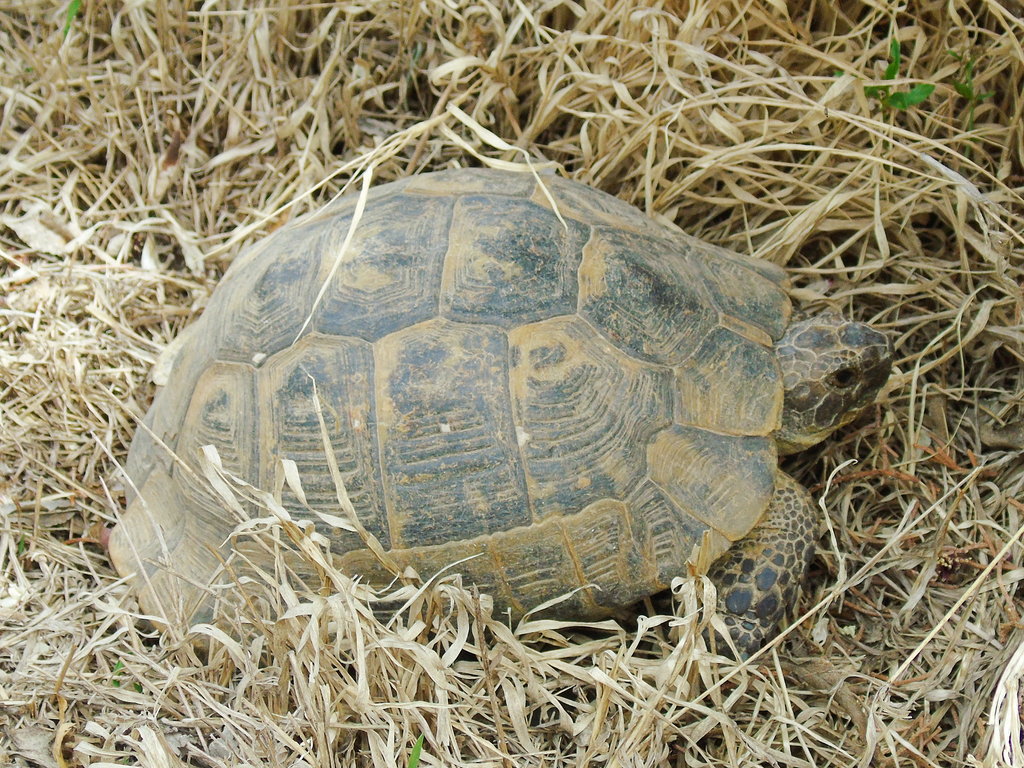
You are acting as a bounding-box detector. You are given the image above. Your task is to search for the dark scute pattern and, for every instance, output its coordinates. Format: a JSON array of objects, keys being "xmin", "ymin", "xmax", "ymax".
[
  {"xmin": 352, "ymin": 498, "xmax": 667, "ymax": 620},
  {"xmin": 258, "ymin": 335, "xmax": 390, "ymax": 552},
  {"xmin": 579, "ymin": 227, "xmax": 720, "ymax": 365},
  {"xmin": 209, "ymin": 221, "xmax": 328, "ymax": 363},
  {"xmin": 376, "ymin": 320, "xmax": 531, "ymax": 548},
  {"xmin": 441, "ymin": 196, "xmax": 590, "ymax": 328},
  {"xmin": 509, "ymin": 317, "xmax": 673, "ymax": 518},
  {"xmin": 311, "ymin": 193, "xmax": 455, "ymax": 342}
]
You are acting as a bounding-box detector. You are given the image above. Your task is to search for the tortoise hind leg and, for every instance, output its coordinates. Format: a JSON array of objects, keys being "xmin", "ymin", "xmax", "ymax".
[{"xmin": 707, "ymin": 471, "xmax": 819, "ymax": 658}]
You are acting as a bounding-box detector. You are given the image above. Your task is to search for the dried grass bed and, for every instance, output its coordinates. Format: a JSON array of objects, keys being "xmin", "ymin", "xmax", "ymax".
[{"xmin": 1, "ymin": 0, "xmax": 1023, "ymax": 766}]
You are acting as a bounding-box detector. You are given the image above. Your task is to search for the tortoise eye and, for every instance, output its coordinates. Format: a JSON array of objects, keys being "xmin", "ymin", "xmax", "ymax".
[{"xmin": 830, "ymin": 368, "xmax": 856, "ymax": 388}]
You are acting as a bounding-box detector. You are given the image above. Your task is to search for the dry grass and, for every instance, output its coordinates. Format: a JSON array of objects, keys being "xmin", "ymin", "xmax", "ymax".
[{"xmin": 2, "ymin": 0, "xmax": 1023, "ymax": 766}]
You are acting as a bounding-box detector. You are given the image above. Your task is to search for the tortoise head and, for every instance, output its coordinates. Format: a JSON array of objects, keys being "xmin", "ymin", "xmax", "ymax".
[{"xmin": 774, "ymin": 311, "xmax": 893, "ymax": 454}]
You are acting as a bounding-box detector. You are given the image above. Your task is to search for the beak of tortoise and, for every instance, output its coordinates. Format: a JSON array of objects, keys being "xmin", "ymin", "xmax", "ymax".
[{"xmin": 844, "ymin": 322, "xmax": 895, "ymax": 393}]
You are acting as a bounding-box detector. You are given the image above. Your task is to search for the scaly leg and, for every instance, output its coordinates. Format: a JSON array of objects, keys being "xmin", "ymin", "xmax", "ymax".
[{"xmin": 707, "ymin": 471, "xmax": 819, "ymax": 658}]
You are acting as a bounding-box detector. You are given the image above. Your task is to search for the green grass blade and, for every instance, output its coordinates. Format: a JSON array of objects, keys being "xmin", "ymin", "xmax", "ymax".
[
  {"xmin": 407, "ymin": 734, "xmax": 425, "ymax": 768},
  {"xmin": 63, "ymin": 0, "xmax": 81, "ymax": 39}
]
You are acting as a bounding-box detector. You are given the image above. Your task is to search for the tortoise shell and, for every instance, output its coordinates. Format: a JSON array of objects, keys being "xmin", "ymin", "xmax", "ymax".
[{"xmin": 111, "ymin": 168, "xmax": 793, "ymax": 622}]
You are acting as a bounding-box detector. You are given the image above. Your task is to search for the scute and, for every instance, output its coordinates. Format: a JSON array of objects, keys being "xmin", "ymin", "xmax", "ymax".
[
  {"xmin": 374, "ymin": 319, "xmax": 530, "ymax": 548},
  {"xmin": 256, "ymin": 334, "xmax": 390, "ymax": 552},
  {"xmin": 441, "ymin": 195, "xmax": 590, "ymax": 328},
  {"xmin": 311, "ymin": 193, "xmax": 454, "ymax": 342},
  {"xmin": 579, "ymin": 227, "xmax": 720, "ymax": 364},
  {"xmin": 560, "ymin": 498, "xmax": 659, "ymax": 612},
  {"xmin": 647, "ymin": 425, "xmax": 776, "ymax": 541},
  {"xmin": 692, "ymin": 238, "xmax": 791, "ymax": 340},
  {"xmin": 204, "ymin": 219, "xmax": 327, "ymax": 364},
  {"xmin": 508, "ymin": 316, "xmax": 674, "ymax": 518},
  {"xmin": 627, "ymin": 480, "xmax": 731, "ymax": 584},
  {"xmin": 110, "ymin": 470, "xmax": 228, "ymax": 619},
  {"xmin": 673, "ymin": 327, "xmax": 784, "ymax": 436}
]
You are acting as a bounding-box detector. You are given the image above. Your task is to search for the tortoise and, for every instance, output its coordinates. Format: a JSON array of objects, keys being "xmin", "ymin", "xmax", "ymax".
[{"xmin": 110, "ymin": 168, "xmax": 892, "ymax": 656}]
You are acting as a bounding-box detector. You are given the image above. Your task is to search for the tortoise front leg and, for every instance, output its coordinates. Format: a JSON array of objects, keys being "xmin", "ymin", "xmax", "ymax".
[{"xmin": 707, "ymin": 471, "xmax": 819, "ymax": 658}]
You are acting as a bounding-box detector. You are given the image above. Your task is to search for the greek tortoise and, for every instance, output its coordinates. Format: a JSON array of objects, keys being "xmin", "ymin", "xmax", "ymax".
[{"xmin": 110, "ymin": 168, "xmax": 892, "ymax": 656}]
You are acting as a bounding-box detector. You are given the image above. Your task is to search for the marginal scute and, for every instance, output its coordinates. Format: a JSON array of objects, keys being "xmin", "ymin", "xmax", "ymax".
[
  {"xmin": 560, "ymin": 498, "xmax": 660, "ymax": 612},
  {"xmin": 119, "ymin": 362, "xmax": 263, "ymax": 620},
  {"xmin": 256, "ymin": 334, "xmax": 389, "ymax": 552},
  {"xmin": 508, "ymin": 316, "xmax": 673, "ymax": 518},
  {"xmin": 111, "ymin": 471, "xmax": 187, "ymax": 582},
  {"xmin": 489, "ymin": 518, "xmax": 593, "ymax": 617},
  {"xmin": 647, "ymin": 425, "xmax": 776, "ymax": 541},
  {"xmin": 579, "ymin": 226, "xmax": 720, "ymax": 365},
  {"xmin": 311, "ymin": 193, "xmax": 455, "ymax": 342},
  {"xmin": 673, "ymin": 327, "xmax": 784, "ymax": 436},
  {"xmin": 672, "ymin": 232, "xmax": 789, "ymax": 288},
  {"xmin": 627, "ymin": 480, "xmax": 732, "ymax": 583},
  {"xmin": 112, "ymin": 470, "xmax": 230, "ymax": 622},
  {"xmin": 374, "ymin": 319, "xmax": 531, "ymax": 548},
  {"xmin": 126, "ymin": 340, "xmax": 213, "ymax": 497},
  {"xmin": 339, "ymin": 534, "xmax": 516, "ymax": 606},
  {"xmin": 303, "ymin": 176, "xmax": 412, "ymax": 227},
  {"xmin": 441, "ymin": 195, "xmax": 590, "ymax": 327},
  {"xmin": 480, "ymin": 499, "xmax": 662, "ymax": 619}
]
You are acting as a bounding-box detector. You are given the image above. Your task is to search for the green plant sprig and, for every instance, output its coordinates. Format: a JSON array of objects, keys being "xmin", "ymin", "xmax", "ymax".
[
  {"xmin": 864, "ymin": 38, "xmax": 936, "ymax": 111},
  {"xmin": 948, "ymin": 50, "xmax": 995, "ymax": 131}
]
